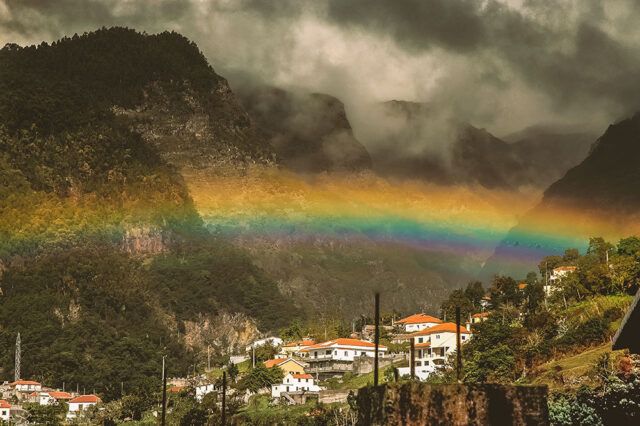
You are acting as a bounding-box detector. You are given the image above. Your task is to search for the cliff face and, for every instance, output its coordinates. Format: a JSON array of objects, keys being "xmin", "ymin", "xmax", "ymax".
[
  {"xmin": 237, "ymin": 85, "xmax": 372, "ymax": 173},
  {"xmin": 113, "ymin": 79, "xmax": 275, "ymax": 175}
]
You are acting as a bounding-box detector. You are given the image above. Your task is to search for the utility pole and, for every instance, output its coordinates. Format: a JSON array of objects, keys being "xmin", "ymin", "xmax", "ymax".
[
  {"xmin": 410, "ymin": 339, "xmax": 415, "ymax": 380},
  {"xmin": 14, "ymin": 332, "xmax": 21, "ymax": 381},
  {"xmin": 222, "ymin": 371, "xmax": 227, "ymax": 425},
  {"xmin": 207, "ymin": 345, "xmax": 211, "ymax": 371},
  {"xmin": 161, "ymin": 359, "xmax": 167, "ymax": 426},
  {"xmin": 456, "ymin": 307, "xmax": 462, "ymax": 383},
  {"xmin": 374, "ymin": 292, "xmax": 380, "ymax": 386},
  {"xmin": 252, "ymin": 346, "xmax": 256, "ymax": 368}
]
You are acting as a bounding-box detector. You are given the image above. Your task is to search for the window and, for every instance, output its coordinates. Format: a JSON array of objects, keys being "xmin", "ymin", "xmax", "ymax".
[
  {"xmin": 361, "ymin": 352, "xmax": 366, "ymax": 356},
  {"xmin": 416, "ymin": 361, "xmax": 422, "ymax": 366},
  {"xmin": 425, "ymin": 361, "xmax": 429, "ymax": 365},
  {"xmin": 78, "ymin": 404, "xmax": 83, "ymax": 410},
  {"xmin": 334, "ymin": 350, "xmax": 337, "ymax": 355},
  {"xmin": 418, "ymin": 337, "xmax": 423, "ymax": 343},
  {"xmin": 344, "ymin": 351, "xmax": 348, "ymax": 356},
  {"xmin": 325, "ymin": 350, "xmax": 332, "ymax": 355},
  {"xmin": 436, "ymin": 335, "xmax": 440, "ymax": 339},
  {"xmin": 461, "ymin": 335, "xmax": 466, "ymax": 341}
]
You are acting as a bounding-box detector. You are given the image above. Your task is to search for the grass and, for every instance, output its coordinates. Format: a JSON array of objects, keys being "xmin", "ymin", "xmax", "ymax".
[
  {"xmin": 324, "ymin": 360, "xmax": 408, "ymax": 390},
  {"xmin": 205, "ymin": 359, "xmax": 251, "ymax": 381},
  {"xmin": 233, "ymin": 394, "xmax": 346, "ymax": 425},
  {"xmin": 532, "ymin": 343, "xmax": 625, "ymax": 390}
]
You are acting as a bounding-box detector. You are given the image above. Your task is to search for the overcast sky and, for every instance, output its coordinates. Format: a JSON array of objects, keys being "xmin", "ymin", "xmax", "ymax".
[{"xmin": 2, "ymin": 0, "xmax": 640, "ymax": 136}]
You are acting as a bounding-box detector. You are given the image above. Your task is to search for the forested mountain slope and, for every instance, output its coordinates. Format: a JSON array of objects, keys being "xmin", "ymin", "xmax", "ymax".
[{"xmin": 0, "ymin": 28, "xmax": 298, "ymax": 399}]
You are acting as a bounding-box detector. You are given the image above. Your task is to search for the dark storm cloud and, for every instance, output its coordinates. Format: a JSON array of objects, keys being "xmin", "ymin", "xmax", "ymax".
[{"xmin": 2, "ymin": 0, "xmax": 640, "ymax": 135}]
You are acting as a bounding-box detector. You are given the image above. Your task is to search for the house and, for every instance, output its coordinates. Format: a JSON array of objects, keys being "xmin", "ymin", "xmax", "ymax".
[
  {"xmin": 271, "ymin": 374, "xmax": 322, "ymax": 398},
  {"xmin": 195, "ymin": 384, "xmax": 217, "ymax": 402},
  {"xmin": 166, "ymin": 386, "xmax": 185, "ymax": 393},
  {"xmin": 245, "ymin": 337, "xmax": 283, "ymax": 353},
  {"xmin": 518, "ymin": 283, "xmax": 528, "ymax": 291},
  {"xmin": 471, "ymin": 312, "xmax": 490, "ymax": 324},
  {"xmin": 37, "ymin": 391, "xmax": 73, "ymax": 405},
  {"xmin": 613, "ymin": 288, "xmax": 640, "ymax": 353},
  {"xmin": 264, "ymin": 358, "xmax": 306, "ymax": 375},
  {"xmin": 410, "ymin": 323, "xmax": 472, "ymax": 367},
  {"xmin": 9, "ymin": 380, "xmax": 42, "ymax": 392},
  {"xmin": 299, "ymin": 338, "xmax": 388, "ymax": 361},
  {"xmin": 0, "ymin": 400, "xmax": 10, "ymax": 422},
  {"xmin": 67, "ymin": 395, "xmax": 101, "ymax": 419},
  {"xmin": 395, "ymin": 313, "xmax": 443, "ymax": 333},
  {"xmin": 279, "ymin": 340, "xmax": 315, "ymax": 357},
  {"xmin": 480, "ymin": 296, "xmax": 491, "ymax": 309},
  {"xmin": 550, "ymin": 266, "xmax": 576, "ymax": 281}
]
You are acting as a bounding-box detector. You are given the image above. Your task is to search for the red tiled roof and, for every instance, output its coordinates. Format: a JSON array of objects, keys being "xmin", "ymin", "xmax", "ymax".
[
  {"xmin": 415, "ymin": 342, "xmax": 431, "ymax": 348},
  {"xmin": 482, "ymin": 296, "xmax": 491, "ymax": 300},
  {"xmin": 292, "ymin": 374, "xmax": 313, "ymax": 380},
  {"xmin": 166, "ymin": 386, "xmax": 185, "ymax": 393},
  {"xmin": 553, "ymin": 266, "xmax": 576, "ymax": 272},
  {"xmin": 396, "ymin": 313, "xmax": 443, "ymax": 325},
  {"xmin": 70, "ymin": 395, "xmax": 101, "ymax": 403},
  {"xmin": 0, "ymin": 400, "xmax": 10, "ymax": 409},
  {"xmin": 264, "ymin": 358, "xmax": 288, "ymax": 368},
  {"xmin": 281, "ymin": 340, "xmax": 314, "ymax": 348},
  {"xmin": 9, "ymin": 380, "xmax": 41, "ymax": 386},
  {"xmin": 472, "ymin": 312, "xmax": 490, "ymax": 319},
  {"xmin": 411, "ymin": 323, "xmax": 471, "ymax": 336},
  {"xmin": 48, "ymin": 392, "xmax": 73, "ymax": 400},
  {"xmin": 300, "ymin": 338, "xmax": 388, "ymax": 352},
  {"xmin": 518, "ymin": 283, "xmax": 528, "ymax": 290}
]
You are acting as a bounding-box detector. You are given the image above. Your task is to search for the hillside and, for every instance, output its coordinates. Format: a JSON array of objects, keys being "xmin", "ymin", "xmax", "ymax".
[
  {"xmin": 368, "ymin": 101, "xmax": 592, "ymax": 190},
  {"xmin": 236, "ymin": 85, "xmax": 372, "ymax": 173},
  {"xmin": 0, "ymin": 28, "xmax": 298, "ymax": 399},
  {"xmin": 486, "ymin": 113, "xmax": 640, "ymax": 277}
]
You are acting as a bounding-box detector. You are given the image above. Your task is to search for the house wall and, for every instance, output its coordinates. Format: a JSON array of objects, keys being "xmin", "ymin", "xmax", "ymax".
[
  {"xmin": 309, "ymin": 347, "xmax": 385, "ymax": 361},
  {"xmin": 277, "ymin": 360, "xmax": 305, "ymax": 375},
  {"xmin": 405, "ymin": 322, "xmax": 439, "ymax": 332},
  {"xmin": 0, "ymin": 408, "xmax": 9, "ymax": 421},
  {"xmin": 414, "ymin": 332, "xmax": 469, "ymax": 366}
]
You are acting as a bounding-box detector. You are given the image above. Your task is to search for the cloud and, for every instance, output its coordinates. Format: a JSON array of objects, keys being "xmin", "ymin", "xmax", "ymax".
[{"xmin": 1, "ymin": 0, "xmax": 640, "ymax": 139}]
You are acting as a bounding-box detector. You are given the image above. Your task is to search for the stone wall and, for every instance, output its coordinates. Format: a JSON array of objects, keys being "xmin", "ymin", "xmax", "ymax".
[
  {"xmin": 356, "ymin": 382, "xmax": 549, "ymax": 425},
  {"xmin": 318, "ymin": 389, "xmax": 352, "ymax": 404}
]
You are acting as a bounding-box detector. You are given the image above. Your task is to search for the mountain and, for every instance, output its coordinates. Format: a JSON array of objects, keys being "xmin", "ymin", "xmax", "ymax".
[
  {"xmin": 367, "ymin": 101, "xmax": 593, "ymax": 190},
  {"xmin": 0, "ymin": 28, "xmax": 298, "ymax": 398},
  {"xmin": 236, "ymin": 85, "xmax": 372, "ymax": 173},
  {"xmin": 485, "ymin": 113, "xmax": 640, "ymax": 278}
]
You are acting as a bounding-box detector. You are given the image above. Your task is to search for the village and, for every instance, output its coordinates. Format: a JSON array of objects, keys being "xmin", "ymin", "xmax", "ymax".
[{"xmin": 0, "ymin": 265, "xmax": 619, "ymax": 423}]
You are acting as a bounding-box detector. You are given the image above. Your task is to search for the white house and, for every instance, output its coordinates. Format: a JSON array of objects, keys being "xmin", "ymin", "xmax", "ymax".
[
  {"xmin": 397, "ymin": 364, "xmax": 436, "ymax": 381},
  {"xmin": 550, "ymin": 266, "xmax": 576, "ymax": 281},
  {"xmin": 9, "ymin": 380, "xmax": 42, "ymax": 392},
  {"xmin": 299, "ymin": 338, "xmax": 387, "ymax": 361},
  {"xmin": 271, "ymin": 374, "xmax": 322, "ymax": 398},
  {"xmin": 195, "ymin": 384, "xmax": 217, "ymax": 402},
  {"xmin": 410, "ymin": 323, "xmax": 472, "ymax": 367},
  {"xmin": 395, "ymin": 313, "xmax": 443, "ymax": 333},
  {"xmin": 480, "ymin": 296, "xmax": 491, "ymax": 309},
  {"xmin": 0, "ymin": 400, "xmax": 10, "ymax": 422},
  {"xmin": 67, "ymin": 395, "xmax": 101, "ymax": 419},
  {"xmin": 38, "ymin": 391, "xmax": 73, "ymax": 405},
  {"xmin": 278, "ymin": 340, "xmax": 315, "ymax": 358},
  {"xmin": 245, "ymin": 337, "xmax": 283, "ymax": 353}
]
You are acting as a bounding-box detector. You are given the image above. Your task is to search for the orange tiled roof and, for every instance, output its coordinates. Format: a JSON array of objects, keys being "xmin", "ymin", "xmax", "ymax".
[
  {"xmin": 415, "ymin": 342, "xmax": 431, "ymax": 348},
  {"xmin": 472, "ymin": 312, "xmax": 490, "ymax": 318},
  {"xmin": 281, "ymin": 340, "xmax": 315, "ymax": 348},
  {"xmin": 0, "ymin": 400, "xmax": 10, "ymax": 409},
  {"xmin": 292, "ymin": 374, "xmax": 313, "ymax": 379},
  {"xmin": 411, "ymin": 323, "xmax": 471, "ymax": 336},
  {"xmin": 166, "ymin": 386, "xmax": 185, "ymax": 393},
  {"xmin": 554, "ymin": 266, "xmax": 576, "ymax": 272},
  {"xmin": 48, "ymin": 392, "xmax": 73, "ymax": 400},
  {"xmin": 482, "ymin": 296, "xmax": 491, "ymax": 300},
  {"xmin": 9, "ymin": 380, "xmax": 41, "ymax": 386},
  {"xmin": 264, "ymin": 358, "xmax": 288, "ymax": 368},
  {"xmin": 518, "ymin": 283, "xmax": 528, "ymax": 290},
  {"xmin": 396, "ymin": 313, "xmax": 443, "ymax": 325},
  {"xmin": 70, "ymin": 395, "xmax": 101, "ymax": 403},
  {"xmin": 300, "ymin": 338, "xmax": 388, "ymax": 352}
]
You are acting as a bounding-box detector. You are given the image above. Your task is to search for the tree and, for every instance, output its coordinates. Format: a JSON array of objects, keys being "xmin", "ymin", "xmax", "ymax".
[
  {"xmin": 23, "ymin": 402, "xmax": 67, "ymax": 425},
  {"xmin": 563, "ymin": 248, "xmax": 580, "ymax": 263},
  {"xmin": 279, "ymin": 319, "xmax": 305, "ymax": 342},
  {"xmin": 239, "ymin": 363, "xmax": 284, "ymax": 393},
  {"xmin": 254, "ymin": 342, "xmax": 279, "ymax": 363},
  {"xmin": 440, "ymin": 289, "xmax": 474, "ymax": 321},
  {"xmin": 226, "ymin": 362, "xmax": 240, "ymax": 382},
  {"xmin": 464, "ymin": 281, "xmax": 485, "ymax": 310},
  {"xmin": 587, "ymin": 237, "xmax": 613, "ymax": 263},
  {"xmin": 617, "ymin": 236, "xmax": 640, "ymax": 257},
  {"xmin": 523, "ymin": 282, "xmax": 545, "ymax": 313},
  {"xmin": 488, "ymin": 275, "xmax": 522, "ymax": 308}
]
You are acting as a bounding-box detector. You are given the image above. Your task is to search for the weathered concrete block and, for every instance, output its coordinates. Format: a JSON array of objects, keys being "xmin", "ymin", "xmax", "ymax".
[{"xmin": 357, "ymin": 383, "xmax": 549, "ymax": 425}]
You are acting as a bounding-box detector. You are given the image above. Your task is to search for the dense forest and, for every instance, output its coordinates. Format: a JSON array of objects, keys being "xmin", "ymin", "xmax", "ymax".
[{"xmin": 0, "ymin": 28, "xmax": 298, "ymax": 400}]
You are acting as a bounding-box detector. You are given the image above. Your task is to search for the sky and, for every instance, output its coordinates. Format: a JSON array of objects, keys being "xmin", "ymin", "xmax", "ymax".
[{"xmin": 2, "ymin": 0, "xmax": 640, "ymax": 138}]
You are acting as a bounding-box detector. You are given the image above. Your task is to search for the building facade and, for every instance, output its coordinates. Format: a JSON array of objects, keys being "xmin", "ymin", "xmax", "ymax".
[{"xmin": 271, "ymin": 374, "xmax": 322, "ymax": 398}]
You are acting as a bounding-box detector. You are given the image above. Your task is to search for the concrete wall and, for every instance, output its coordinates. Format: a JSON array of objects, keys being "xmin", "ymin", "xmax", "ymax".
[
  {"xmin": 318, "ymin": 389, "xmax": 352, "ymax": 404},
  {"xmin": 356, "ymin": 382, "xmax": 549, "ymax": 425},
  {"xmin": 353, "ymin": 354, "xmax": 405, "ymax": 375}
]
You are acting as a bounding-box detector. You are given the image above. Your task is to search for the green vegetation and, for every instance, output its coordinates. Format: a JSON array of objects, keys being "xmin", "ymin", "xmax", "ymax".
[
  {"xmin": 0, "ymin": 28, "xmax": 299, "ymax": 402},
  {"xmin": 435, "ymin": 235, "xmax": 640, "ymax": 425}
]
